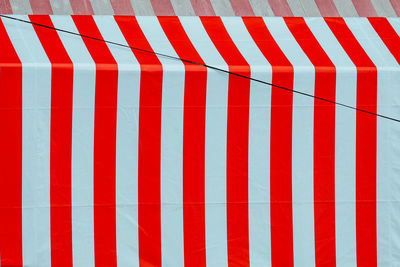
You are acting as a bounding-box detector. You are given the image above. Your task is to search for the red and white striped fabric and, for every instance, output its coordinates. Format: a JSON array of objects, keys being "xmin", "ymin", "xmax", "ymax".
[
  {"xmin": 1, "ymin": 0, "xmax": 400, "ymax": 17},
  {"xmin": 0, "ymin": 15, "xmax": 400, "ymax": 267}
]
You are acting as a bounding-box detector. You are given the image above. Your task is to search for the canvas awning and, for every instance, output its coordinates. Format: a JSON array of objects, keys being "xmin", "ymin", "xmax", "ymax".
[{"xmin": 0, "ymin": 15, "xmax": 400, "ymax": 267}]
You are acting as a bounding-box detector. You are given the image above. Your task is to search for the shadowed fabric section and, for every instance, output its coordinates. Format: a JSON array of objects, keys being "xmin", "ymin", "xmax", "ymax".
[
  {"xmin": 0, "ymin": 0, "xmax": 398, "ymax": 16},
  {"xmin": 268, "ymin": 0, "xmax": 294, "ymax": 16},
  {"xmin": 0, "ymin": 0, "xmax": 12, "ymax": 13},
  {"xmin": 29, "ymin": 0, "xmax": 53, "ymax": 14},
  {"xmin": 150, "ymin": 0, "xmax": 175, "ymax": 15},
  {"xmin": 229, "ymin": 0, "xmax": 255, "ymax": 15},
  {"xmin": 390, "ymin": 0, "xmax": 400, "ymax": 17},
  {"xmin": 69, "ymin": 0, "xmax": 94, "ymax": 14},
  {"xmin": 190, "ymin": 0, "xmax": 215, "ymax": 15},
  {"xmin": 351, "ymin": 0, "xmax": 378, "ymax": 16},
  {"xmin": 315, "ymin": 0, "xmax": 340, "ymax": 16},
  {"xmin": 110, "ymin": 0, "xmax": 134, "ymax": 15}
]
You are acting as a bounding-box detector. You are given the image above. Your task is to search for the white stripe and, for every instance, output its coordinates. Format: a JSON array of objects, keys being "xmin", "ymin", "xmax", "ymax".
[
  {"xmin": 222, "ymin": 17, "xmax": 272, "ymax": 267},
  {"xmin": 170, "ymin": 0, "xmax": 195, "ymax": 15},
  {"xmin": 249, "ymin": 0, "xmax": 274, "ymax": 16},
  {"xmin": 209, "ymin": 0, "xmax": 235, "ymax": 16},
  {"xmin": 264, "ymin": 17, "xmax": 316, "ymax": 267},
  {"xmin": 287, "ymin": 0, "xmax": 321, "ymax": 16},
  {"xmin": 286, "ymin": 0, "xmax": 305, "ymax": 16},
  {"xmin": 130, "ymin": 0, "xmax": 155, "ymax": 15},
  {"xmin": 50, "ymin": 15, "xmax": 96, "ymax": 267},
  {"xmin": 371, "ymin": 0, "xmax": 397, "ymax": 17},
  {"xmin": 90, "ymin": 0, "xmax": 114, "ymax": 14},
  {"xmin": 179, "ymin": 16, "xmax": 229, "ymax": 267},
  {"xmin": 49, "ymin": 0, "xmax": 73, "ymax": 14},
  {"xmin": 332, "ymin": 0, "xmax": 358, "ymax": 16},
  {"xmin": 388, "ymin": 17, "xmax": 400, "ymax": 34},
  {"xmin": 93, "ymin": 16, "xmax": 141, "ymax": 267},
  {"xmin": 305, "ymin": 17, "xmax": 358, "ymax": 267},
  {"xmin": 10, "ymin": 0, "xmax": 33, "ymax": 14},
  {"xmin": 385, "ymin": 17, "xmax": 400, "ymax": 267},
  {"xmin": 3, "ymin": 15, "xmax": 51, "ymax": 267},
  {"xmin": 345, "ymin": 17, "xmax": 400, "ymax": 267},
  {"xmin": 300, "ymin": 0, "xmax": 321, "ymax": 16},
  {"xmin": 136, "ymin": 16, "xmax": 185, "ymax": 267}
]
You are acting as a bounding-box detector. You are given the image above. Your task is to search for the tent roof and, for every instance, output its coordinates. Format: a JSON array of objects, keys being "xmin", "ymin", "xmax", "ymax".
[
  {"xmin": 1, "ymin": 15, "xmax": 400, "ymax": 267},
  {"xmin": 0, "ymin": 0, "xmax": 399, "ymax": 17}
]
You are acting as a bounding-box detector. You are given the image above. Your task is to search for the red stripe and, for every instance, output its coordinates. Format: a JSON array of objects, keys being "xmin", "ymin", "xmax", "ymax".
[
  {"xmin": 390, "ymin": 0, "xmax": 400, "ymax": 16},
  {"xmin": 314, "ymin": 0, "xmax": 340, "ymax": 16},
  {"xmin": 325, "ymin": 17, "xmax": 377, "ymax": 267},
  {"xmin": 150, "ymin": 0, "xmax": 175, "ymax": 15},
  {"xmin": 351, "ymin": 0, "xmax": 378, "ymax": 16},
  {"xmin": 268, "ymin": 0, "xmax": 293, "ymax": 16},
  {"xmin": 369, "ymin": 18, "xmax": 400, "ymax": 64},
  {"xmin": 110, "ymin": 0, "xmax": 134, "ymax": 15},
  {"xmin": 0, "ymin": 0, "xmax": 12, "ymax": 14},
  {"xmin": 229, "ymin": 0, "xmax": 255, "ymax": 16},
  {"xmin": 0, "ymin": 18, "xmax": 22, "ymax": 267},
  {"xmin": 72, "ymin": 15, "xmax": 118, "ymax": 267},
  {"xmin": 69, "ymin": 0, "xmax": 94, "ymax": 15},
  {"xmin": 285, "ymin": 17, "xmax": 337, "ymax": 267},
  {"xmin": 159, "ymin": 16, "xmax": 207, "ymax": 267},
  {"xmin": 29, "ymin": 0, "xmax": 53, "ymax": 14},
  {"xmin": 200, "ymin": 17, "xmax": 250, "ymax": 267},
  {"xmin": 189, "ymin": 0, "xmax": 215, "ymax": 16},
  {"xmin": 114, "ymin": 16, "xmax": 162, "ymax": 267},
  {"xmin": 30, "ymin": 15, "xmax": 74, "ymax": 267},
  {"xmin": 243, "ymin": 17, "xmax": 294, "ymax": 267}
]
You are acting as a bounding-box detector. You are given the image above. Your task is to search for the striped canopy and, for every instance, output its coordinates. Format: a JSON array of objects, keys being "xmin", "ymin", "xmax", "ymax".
[
  {"xmin": 0, "ymin": 0, "xmax": 400, "ymax": 16},
  {"xmin": 1, "ymin": 15, "xmax": 400, "ymax": 267}
]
